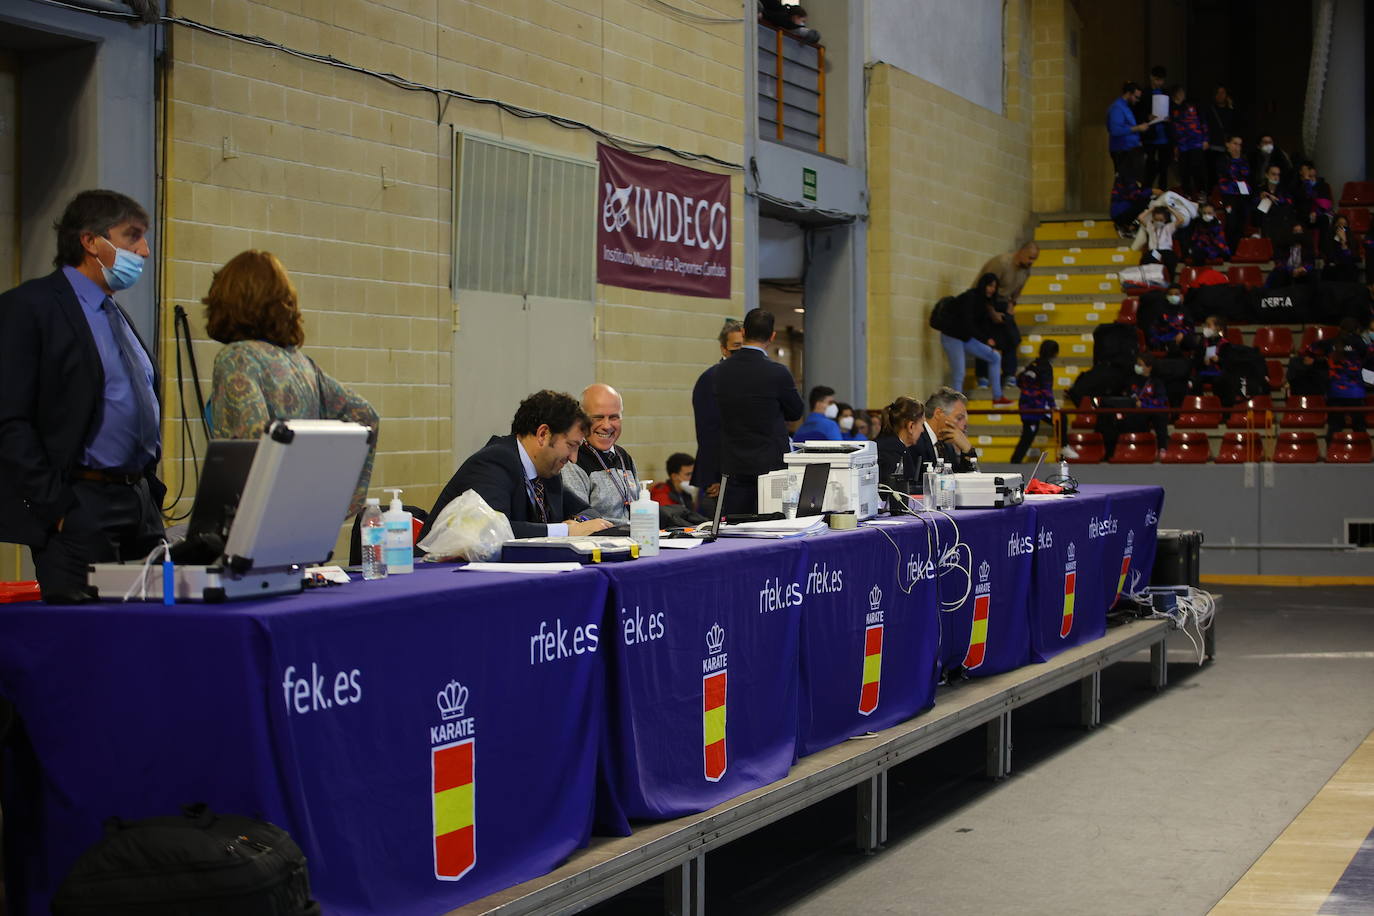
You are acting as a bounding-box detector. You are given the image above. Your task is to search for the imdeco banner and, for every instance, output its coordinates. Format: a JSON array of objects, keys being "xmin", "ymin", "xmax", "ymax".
[{"xmin": 596, "ymin": 144, "xmax": 731, "ymax": 299}]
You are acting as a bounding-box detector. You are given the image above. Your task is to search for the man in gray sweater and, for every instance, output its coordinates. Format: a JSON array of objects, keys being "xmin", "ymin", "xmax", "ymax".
[{"xmin": 561, "ymin": 383, "xmax": 639, "ymax": 524}]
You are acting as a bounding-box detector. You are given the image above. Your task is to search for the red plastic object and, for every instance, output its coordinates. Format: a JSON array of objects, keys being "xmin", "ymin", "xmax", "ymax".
[
  {"xmin": 1326, "ymin": 431, "xmax": 1373, "ymax": 464},
  {"xmin": 1216, "ymin": 431, "xmax": 1263, "ymax": 463},
  {"xmin": 1231, "ymin": 237, "xmax": 1273, "ymax": 264},
  {"xmin": 1161, "ymin": 431, "xmax": 1211, "ymax": 463},
  {"xmin": 1299, "ymin": 325, "xmax": 1341, "ymax": 350},
  {"xmin": 1223, "ymin": 326, "xmax": 1244, "ymax": 346},
  {"xmin": 1338, "ymin": 208, "xmax": 1371, "ymax": 233},
  {"xmin": 0, "ymin": 581, "xmax": 41, "ymax": 603},
  {"xmin": 1066, "ymin": 432, "xmax": 1105, "ymax": 463},
  {"xmin": 1266, "ymin": 359, "xmax": 1285, "ymax": 392},
  {"xmin": 1339, "ymin": 182, "xmax": 1374, "ymax": 206},
  {"xmin": 1070, "ymin": 397, "xmax": 1097, "ymax": 430},
  {"xmin": 1116, "ymin": 297, "xmax": 1139, "ymax": 324},
  {"xmin": 1109, "ymin": 432, "xmax": 1158, "ymax": 463},
  {"xmin": 1226, "ymin": 395, "xmax": 1273, "ymax": 429},
  {"xmin": 1227, "ymin": 265, "xmax": 1264, "ymax": 289},
  {"xmin": 1176, "ymin": 395, "xmax": 1224, "ymax": 429},
  {"xmin": 1253, "ymin": 326, "xmax": 1293, "ymax": 357},
  {"xmin": 1280, "ymin": 395, "xmax": 1327, "ymax": 428},
  {"xmin": 1274, "ymin": 431, "xmax": 1321, "ymax": 463}
]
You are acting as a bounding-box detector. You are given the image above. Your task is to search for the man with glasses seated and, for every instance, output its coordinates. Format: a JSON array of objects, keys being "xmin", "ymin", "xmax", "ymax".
[{"xmin": 421, "ymin": 389, "xmax": 613, "ymax": 540}]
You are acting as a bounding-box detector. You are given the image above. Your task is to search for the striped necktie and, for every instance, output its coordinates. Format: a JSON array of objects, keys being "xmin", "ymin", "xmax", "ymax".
[{"xmin": 529, "ymin": 478, "xmax": 548, "ymax": 522}]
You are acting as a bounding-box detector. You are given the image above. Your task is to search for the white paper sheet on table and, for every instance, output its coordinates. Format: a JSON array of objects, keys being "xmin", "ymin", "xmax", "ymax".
[
  {"xmin": 714, "ymin": 516, "xmax": 828, "ymax": 538},
  {"xmin": 658, "ymin": 538, "xmax": 703, "ymax": 549},
  {"xmin": 457, "ymin": 562, "xmax": 583, "ymax": 573}
]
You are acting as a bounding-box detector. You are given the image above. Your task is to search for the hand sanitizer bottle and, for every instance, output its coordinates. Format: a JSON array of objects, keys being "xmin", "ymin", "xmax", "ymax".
[
  {"xmin": 629, "ymin": 480, "xmax": 660, "ymax": 556},
  {"xmin": 382, "ymin": 488, "xmax": 413, "ymax": 574}
]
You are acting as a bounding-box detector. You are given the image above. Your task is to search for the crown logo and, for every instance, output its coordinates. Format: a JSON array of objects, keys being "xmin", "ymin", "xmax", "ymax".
[
  {"xmin": 869, "ymin": 585, "xmax": 882, "ymax": 611},
  {"xmin": 1127, "ymin": 530, "xmax": 1135, "ymax": 546},
  {"xmin": 437, "ymin": 680, "xmax": 469, "ymax": 720},
  {"xmin": 1066, "ymin": 542, "xmax": 1076, "ymax": 561},
  {"xmin": 706, "ymin": 623, "xmax": 725, "ymax": 655},
  {"xmin": 979, "ymin": 559, "xmax": 991, "ymax": 581}
]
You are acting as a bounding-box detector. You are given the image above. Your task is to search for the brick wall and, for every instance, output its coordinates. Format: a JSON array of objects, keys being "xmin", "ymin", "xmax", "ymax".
[
  {"xmin": 865, "ymin": 0, "xmax": 1034, "ymax": 408},
  {"xmin": 160, "ymin": 0, "xmax": 746, "ymax": 549}
]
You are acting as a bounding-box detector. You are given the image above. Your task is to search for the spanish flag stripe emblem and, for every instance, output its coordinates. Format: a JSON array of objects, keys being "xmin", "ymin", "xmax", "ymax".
[
  {"xmin": 1115, "ymin": 556, "xmax": 1131, "ymax": 602},
  {"xmin": 704, "ymin": 671, "xmax": 727, "ymax": 782},
  {"xmin": 963, "ymin": 593, "xmax": 990, "ymax": 669},
  {"xmin": 432, "ymin": 739, "xmax": 475, "ymax": 880},
  {"xmin": 1060, "ymin": 571, "xmax": 1076, "ymax": 638},
  {"xmin": 859, "ymin": 624, "xmax": 883, "ymax": 715}
]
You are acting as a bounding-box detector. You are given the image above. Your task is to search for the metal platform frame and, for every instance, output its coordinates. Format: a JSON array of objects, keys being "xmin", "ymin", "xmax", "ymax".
[{"xmin": 449, "ymin": 616, "xmax": 1192, "ymax": 916}]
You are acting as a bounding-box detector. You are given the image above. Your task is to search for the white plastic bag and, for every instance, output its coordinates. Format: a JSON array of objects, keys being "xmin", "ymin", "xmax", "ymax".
[
  {"xmin": 416, "ymin": 489, "xmax": 513, "ymax": 562},
  {"xmin": 1118, "ymin": 263, "xmax": 1167, "ymax": 290}
]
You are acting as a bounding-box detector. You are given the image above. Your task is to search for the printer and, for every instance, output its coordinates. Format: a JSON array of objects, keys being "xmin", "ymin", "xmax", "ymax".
[{"xmin": 757, "ymin": 440, "xmax": 881, "ymax": 520}]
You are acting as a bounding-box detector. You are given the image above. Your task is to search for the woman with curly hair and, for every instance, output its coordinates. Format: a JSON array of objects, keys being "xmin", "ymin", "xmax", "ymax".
[{"xmin": 204, "ymin": 250, "xmax": 379, "ymax": 516}]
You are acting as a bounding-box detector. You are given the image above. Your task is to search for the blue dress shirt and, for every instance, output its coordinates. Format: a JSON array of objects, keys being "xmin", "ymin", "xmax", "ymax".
[{"xmin": 62, "ymin": 266, "xmax": 159, "ymax": 471}]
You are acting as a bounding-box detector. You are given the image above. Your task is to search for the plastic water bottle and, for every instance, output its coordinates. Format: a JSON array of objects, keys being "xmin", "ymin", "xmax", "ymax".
[
  {"xmin": 382, "ymin": 488, "xmax": 413, "ymax": 574},
  {"xmin": 939, "ymin": 461, "xmax": 956, "ymax": 510},
  {"xmin": 1059, "ymin": 458, "xmax": 1070, "ymax": 482},
  {"xmin": 922, "ymin": 462, "xmax": 938, "ymax": 511},
  {"xmin": 360, "ymin": 497, "xmax": 387, "ymax": 580},
  {"xmin": 630, "ymin": 480, "xmax": 660, "ymax": 556}
]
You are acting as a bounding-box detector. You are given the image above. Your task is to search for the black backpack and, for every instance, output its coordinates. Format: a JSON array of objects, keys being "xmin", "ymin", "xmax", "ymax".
[
  {"xmin": 1220, "ymin": 343, "xmax": 1272, "ymax": 397},
  {"xmin": 928, "ymin": 295, "xmax": 957, "ymax": 334},
  {"xmin": 1092, "ymin": 322, "xmax": 1139, "ymax": 371},
  {"xmin": 52, "ymin": 804, "xmax": 321, "ymax": 916}
]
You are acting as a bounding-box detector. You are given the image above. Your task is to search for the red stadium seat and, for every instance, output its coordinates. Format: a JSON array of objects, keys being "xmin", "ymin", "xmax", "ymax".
[
  {"xmin": 1326, "ymin": 431, "xmax": 1373, "ymax": 464},
  {"xmin": 1116, "ymin": 297, "xmax": 1139, "ymax": 324},
  {"xmin": 1070, "ymin": 397, "xmax": 1097, "ymax": 430},
  {"xmin": 1231, "ymin": 237, "xmax": 1273, "ymax": 264},
  {"xmin": 1338, "ymin": 207, "xmax": 1371, "ymax": 233},
  {"xmin": 1226, "ymin": 395, "xmax": 1273, "ymax": 429},
  {"xmin": 1300, "ymin": 325, "xmax": 1341, "ymax": 350},
  {"xmin": 1109, "ymin": 432, "xmax": 1158, "ymax": 463},
  {"xmin": 1266, "ymin": 359, "xmax": 1285, "ymax": 392},
  {"xmin": 1367, "ymin": 394, "xmax": 1374, "ymax": 424},
  {"xmin": 1252, "ymin": 326, "xmax": 1293, "ymax": 357},
  {"xmin": 1178, "ymin": 266, "xmax": 1204, "ymax": 290},
  {"xmin": 1339, "ymin": 182, "xmax": 1374, "ymax": 206},
  {"xmin": 1273, "ymin": 431, "xmax": 1321, "ymax": 463},
  {"xmin": 1227, "ymin": 265, "xmax": 1264, "ymax": 289},
  {"xmin": 1223, "ymin": 327, "xmax": 1244, "ymax": 346},
  {"xmin": 1280, "ymin": 395, "xmax": 1326, "ymax": 428},
  {"xmin": 1066, "ymin": 432, "xmax": 1105, "ymax": 463},
  {"xmin": 1161, "ymin": 431, "xmax": 1211, "ymax": 463},
  {"xmin": 1216, "ymin": 431, "xmax": 1263, "ymax": 463},
  {"xmin": 1176, "ymin": 395, "xmax": 1224, "ymax": 429}
]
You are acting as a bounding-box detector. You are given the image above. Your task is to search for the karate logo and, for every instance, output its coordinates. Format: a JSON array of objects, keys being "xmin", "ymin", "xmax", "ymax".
[
  {"xmin": 1061, "ymin": 542, "xmax": 1077, "ymax": 638},
  {"xmin": 431, "ymin": 680, "xmax": 475, "ymax": 881},
  {"xmin": 703, "ymin": 623, "xmax": 728, "ymax": 782},
  {"xmin": 963, "ymin": 560, "xmax": 992, "ymax": 670},
  {"xmin": 1114, "ymin": 530, "xmax": 1135, "ymax": 605},
  {"xmin": 602, "ymin": 183, "xmax": 632, "ymax": 231},
  {"xmin": 859, "ymin": 585, "xmax": 883, "ymax": 716}
]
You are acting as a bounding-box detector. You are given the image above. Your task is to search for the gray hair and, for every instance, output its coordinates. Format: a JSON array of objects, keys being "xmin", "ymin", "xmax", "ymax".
[
  {"xmin": 717, "ymin": 318, "xmax": 743, "ymax": 347},
  {"xmin": 924, "ymin": 386, "xmax": 968, "ymax": 415}
]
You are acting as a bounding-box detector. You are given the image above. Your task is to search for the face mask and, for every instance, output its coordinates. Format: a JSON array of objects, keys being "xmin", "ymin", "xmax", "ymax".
[
  {"xmin": 823, "ymin": 403, "xmax": 838, "ymax": 419},
  {"xmin": 1203, "ymin": 328, "xmax": 1217, "ymax": 339},
  {"xmin": 839, "ymin": 415, "xmax": 855, "ymax": 432},
  {"xmin": 1260, "ymin": 145, "xmax": 1274, "ymax": 155},
  {"xmin": 1269, "ymin": 177, "xmax": 1280, "ymax": 185},
  {"xmin": 1135, "ymin": 364, "xmax": 1147, "ymax": 376},
  {"xmin": 1167, "ymin": 294, "xmax": 1182, "ymax": 306},
  {"xmin": 1154, "ymin": 221, "xmax": 1166, "ymax": 229},
  {"xmin": 97, "ymin": 236, "xmax": 145, "ymax": 291},
  {"xmin": 679, "ymin": 480, "xmax": 697, "ymax": 497},
  {"xmin": 1201, "ymin": 214, "xmax": 1215, "ymax": 223}
]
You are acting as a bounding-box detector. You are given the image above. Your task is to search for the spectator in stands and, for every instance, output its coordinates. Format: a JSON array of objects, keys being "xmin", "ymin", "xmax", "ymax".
[
  {"xmin": 1148, "ymin": 284, "xmax": 1190, "ymax": 354},
  {"xmin": 793, "ymin": 385, "xmax": 842, "ymax": 441},
  {"xmin": 1266, "ymin": 223, "xmax": 1316, "ymax": 288},
  {"xmin": 758, "ymin": 0, "xmax": 819, "ymax": 43},
  {"xmin": 874, "ymin": 396, "xmax": 924, "ymax": 492},
  {"xmin": 1194, "ymin": 315, "xmax": 1238, "ymax": 405},
  {"xmin": 1170, "ymin": 86, "xmax": 1208, "ymax": 199},
  {"xmin": 1322, "ymin": 214, "xmax": 1360, "ymax": 283},
  {"xmin": 1135, "ymin": 205, "xmax": 1184, "ymax": 278},
  {"xmin": 1217, "ymin": 135, "xmax": 1252, "ymax": 248},
  {"xmin": 974, "ymin": 243, "xmax": 1038, "ymax": 388},
  {"xmin": 1286, "ymin": 340, "xmax": 1329, "ymax": 397},
  {"xmin": 1111, "ymin": 175, "xmax": 1152, "ymax": 235},
  {"xmin": 1253, "ymin": 163, "xmax": 1294, "ymax": 239},
  {"xmin": 691, "ymin": 318, "xmax": 743, "ymax": 507},
  {"xmin": 1127, "ymin": 353, "xmax": 1170, "ymax": 449},
  {"xmin": 561, "ymin": 384, "xmax": 638, "ymax": 524},
  {"xmin": 1108, "ymin": 82, "xmax": 1156, "ymax": 186},
  {"xmin": 649, "ymin": 452, "xmax": 696, "ymax": 509},
  {"xmin": 852, "ymin": 412, "xmax": 872, "ymax": 440},
  {"xmin": 1204, "ymin": 86, "xmax": 1238, "ymax": 190},
  {"xmin": 835, "ymin": 402, "xmax": 866, "ymax": 440},
  {"xmin": 1249, "ymin": 135, "xmax": 1292, "ymax": 188},
  {"xmin": 938, "ymin": 273, "xmax": 1010, "ymax": 405},
  {"xmin": 1324, "ymin": 319, "xmax": 1370, "ymax": 442},
  {"xmin": 1187, "ymin": 203, "xmax": 1230, "ymax": 264},
  {"xmin": 1010, "ymin": 340, "xmax": 1060, "ymax": 464},
  {"xmin": 1141, "ymin": 66, "xmax": 1171, "ymax": 190},
  {"xmin": 1293, "ymin": 161, "xmax": 1334, "ymax": 232}
]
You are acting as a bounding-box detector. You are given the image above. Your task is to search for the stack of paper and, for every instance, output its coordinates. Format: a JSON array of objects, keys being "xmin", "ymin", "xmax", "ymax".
[{"xmin": 714, "ymin": 516, "xmax": 828, "ymax": 539}]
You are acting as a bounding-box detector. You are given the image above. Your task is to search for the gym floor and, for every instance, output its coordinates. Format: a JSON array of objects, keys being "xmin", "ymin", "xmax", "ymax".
[{"xmin": 587, "ymin": 585, "xmax": 1374, "ymax": 915}]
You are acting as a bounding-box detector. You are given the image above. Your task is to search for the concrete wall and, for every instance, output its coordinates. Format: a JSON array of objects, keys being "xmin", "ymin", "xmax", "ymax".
[{"xmin": 867, "ymin": 0, "xmax": 1005, "ymax": 113}]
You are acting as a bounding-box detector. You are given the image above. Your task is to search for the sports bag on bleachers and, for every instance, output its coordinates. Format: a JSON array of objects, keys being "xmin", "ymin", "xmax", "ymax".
[
  {"xmin": 52, "ymin": 804, "xmax": 321, "ymax": 916},
  {"xmin": 1118, "ymin": 263, "xmax": 1167, "ymax": 291},
  {"xmin": 928, "ymin": 295, "xmax": 958, "ymax": 334},
  {"xmin": 1092, "ymin": 322, "xmax": 1139, "ymax": 371},
  {"xmin": 1220, "ymin": 344, "xmax": 1272, "ymax": 396}
]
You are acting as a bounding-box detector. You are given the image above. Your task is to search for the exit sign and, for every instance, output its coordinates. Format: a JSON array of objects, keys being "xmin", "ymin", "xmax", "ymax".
[{"xmin": 802, "ymin": 167, "xmax": 817, "ymax": 201}]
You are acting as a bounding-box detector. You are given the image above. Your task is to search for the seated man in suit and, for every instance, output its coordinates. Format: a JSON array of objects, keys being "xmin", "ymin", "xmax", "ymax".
[
  {"xmin": 560, "ymin": 383, "xmax": 638, "ymax": 524},
  {"xmin": 909, "ymin": 386, "xmax": 978, "ymax": 489},
  {"xmin": 423, "ymin": 390, "xmax": 613, "ymax": 539},
  {"xmin": 713, "ymin": 308, "xmax": 805, "ymax": 514}
]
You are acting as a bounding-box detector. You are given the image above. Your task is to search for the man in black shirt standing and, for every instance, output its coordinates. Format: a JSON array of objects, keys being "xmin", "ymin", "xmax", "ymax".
[{"xmin": 713, "ymin": 309, "xmax": 805, "ymax": 514}]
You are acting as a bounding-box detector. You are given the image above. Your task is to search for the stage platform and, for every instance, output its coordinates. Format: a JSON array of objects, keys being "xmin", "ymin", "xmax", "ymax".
[{"xmin": 452, "ymin": 614, "xmax": 1205, "ymax": 916}]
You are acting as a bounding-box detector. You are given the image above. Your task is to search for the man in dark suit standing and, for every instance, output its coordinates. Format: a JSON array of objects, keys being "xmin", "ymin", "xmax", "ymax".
[
  {"xmin": 0, "ymin": 190, "xmax": 165, "ymax": 603},
  {"xmin": 909, "ymin": 387, "xmax": 978, "ymax": 490},
  {"xmin": 690, "ymin": 318, "xmax": 743, "ymax": 511},
  {"xmin": 713, "ymin": 309, "xmax": 805, "ymax": 514},
  {"xmin": 423, "ymin": 389, "xmax": 613, "ymax": 541}
]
